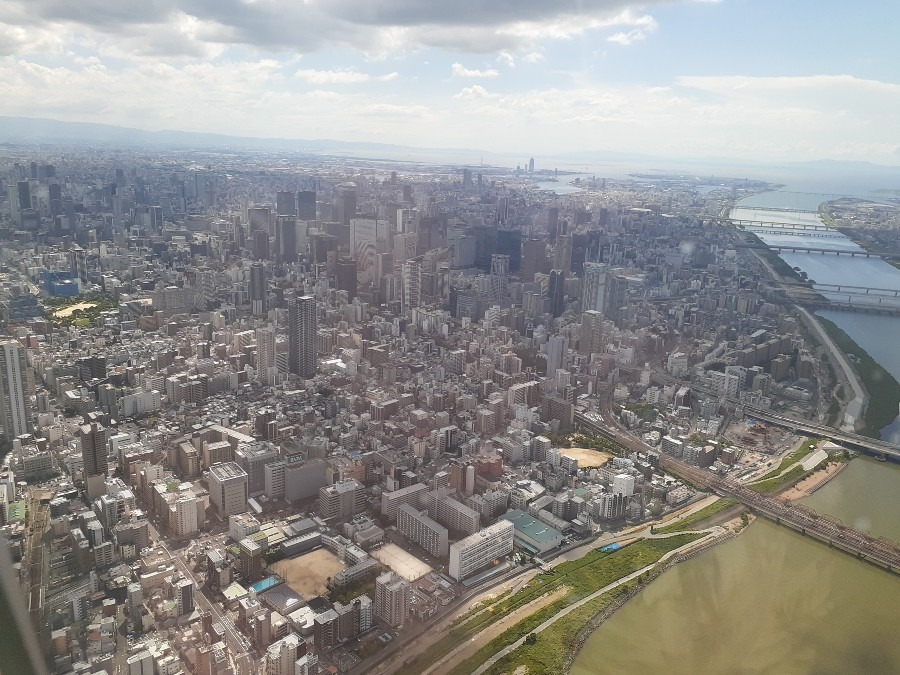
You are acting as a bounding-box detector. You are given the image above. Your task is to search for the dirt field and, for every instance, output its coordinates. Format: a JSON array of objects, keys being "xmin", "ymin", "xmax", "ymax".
[
  {"xmin": 53, "ymin": 302, "xmax": 96, "ymax": 317},
  {"xmin": 562, "ymin": 448, "xmax": 613, "ymax": 468},
  {"xmin": 371, "ymin": 543, "xmax": 432, "ymax": 582},
  {"xmin": 271, "ymin": 548, "xmax": 346, "ymax": 597}
]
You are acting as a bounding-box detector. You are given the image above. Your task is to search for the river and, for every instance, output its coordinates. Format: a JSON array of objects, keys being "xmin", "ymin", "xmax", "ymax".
[
  {"xmin": 732, "ymin": 190, "xmax": 900, "ymax": 439},
  {"xmin": 572, "ymin": 460, "xmax": 900, "ymax": 675},
  {"xmin": 571, "ymin": 185, "xmax": 900, "ymax": 674}
]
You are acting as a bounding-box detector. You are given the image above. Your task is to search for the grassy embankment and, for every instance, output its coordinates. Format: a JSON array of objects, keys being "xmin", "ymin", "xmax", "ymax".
[
  {"xmin": 653, "ymin": 498, "xmax": 740, "ymax": 535},
  {"xmin": 753, "ymin": 438, "xmax": 822, "ymax": 484},
  {"xmin": 818, "ymin": 316, "xmax": 900, "ymax": 437},
  {"xmin": 398, "ymin": 535, "xmax": 701, "ymax": 675},
  {"xmin": 471, "ymin": 536, "xmax": 705, "ymax": 675}
]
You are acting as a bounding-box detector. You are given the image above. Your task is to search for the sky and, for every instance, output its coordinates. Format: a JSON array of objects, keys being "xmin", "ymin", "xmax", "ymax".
[{"xmin": 1, "ymin": 0, "xmax": 900, "ymax": 165}]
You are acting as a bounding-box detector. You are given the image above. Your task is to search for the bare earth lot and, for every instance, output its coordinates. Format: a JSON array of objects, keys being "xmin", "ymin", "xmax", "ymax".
[
  {"xmin": 271, "ymin": 548, "xmax": 346, "ymax": 597},
  {"xmin": 371, "ymin": 543, "xmax": 432, "ymax": 581},
  {"xmin": 562, "ymin": 448, "xmax": 613, "ymax": 468}
]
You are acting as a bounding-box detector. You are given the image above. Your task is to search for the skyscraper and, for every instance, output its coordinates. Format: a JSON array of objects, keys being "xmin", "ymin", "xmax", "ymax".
[
  {"xmin": 605, "ymin": 274, "xmax": 628, "ymax": 323},
  {"xmin": 490, "ymin": 254, "xmax": 509, "ymax": 305},
  {"xmin": 288, "ymin": 295, "xmax": 317, "ymax": 378},
  {"xmin": 0, "ymin": 340, "xmax": 32, "ymax": 438},
  {"xmin": 374, "ymin": 571, "xmax": 409, "ymax": 628},
  {"xmin": 401, "ymin": 259, "xmax": 421, "ymax": 313},
  {"xmin": 336, "ymin": 257, "xmax": 358, "ymax": 301},
  {"xmin": 297, "ymin": 190, "xmax": 317, "ymax": 220},
  {"xmin": 521, "ymin": 239, "xmax": 546, "ymax": 282},
  {"xmin": 80, "ymin": 421, "xmax": 108, "ymax": 499},
  {"xmin": 581, "ymin": 262, "xmax": 608, "ymax": 313},
  {"xmin": 554, "ymin": 235, "xmax": 572, "ymax": 275},
  {"xmin": 256, "ymin": 326, "xmax": 276, "ymax": 384},
  {"xmin": 276, "ymin": 191, "xmax": 296, "ymax": 217},
  {"xmin": 275, "ymin": 216, "xmax": 298, "ymax": 264},
  {"xmin": 580, "ymin": 310, "xmax": 604, "ymax": 355},
  {"xmin": 549, "ymin": 269, "xmax": 566, "ymax": 318},
  {"xmin": 249, "ymin": 262, "xmax": 268, "ymax": 316}
]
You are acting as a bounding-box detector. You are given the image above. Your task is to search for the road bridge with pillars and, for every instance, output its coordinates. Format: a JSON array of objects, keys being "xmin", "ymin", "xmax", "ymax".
[{"xmin": 574, "ymin": 411, "xmax": 900, "ymax": 575}]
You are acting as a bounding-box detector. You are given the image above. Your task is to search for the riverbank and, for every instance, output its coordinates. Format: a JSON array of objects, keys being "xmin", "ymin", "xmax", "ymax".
[
  {"xmin": 817, "ymin": 316, "xmax": 900, "ymax": 437},
  {"xmin": 780, "ymin": 459, "xmax": 850, "ymax": 500}
]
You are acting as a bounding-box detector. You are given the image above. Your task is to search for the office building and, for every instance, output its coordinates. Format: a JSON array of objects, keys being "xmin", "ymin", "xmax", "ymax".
[
  {"xmin": 581, "ymin": 262, "xmax": 608, "ymax": 313},
  {"xmin": 288, "ymin": 295, "xmax": 317, "ymax": 378},
  {"xmin": 80, "ymin": 421, "xmax": 108, "ymax": 500},
  {"xmin": 297, "ymin": 190, "xmax": 317, "ymax": 220},
  {"xmin": 580, "ymin": 310, "xmax": 604, "ymax": 356},
  {"xmin": 554, "ymin": 235, "xmax": 572, "ymax": 275},
  {"xmin": 336, "ymin": 257, "xmax": 357, "ymax": 300},
  {"xmin": 374, "ymin": 571, "xmax": 408, "ymax": 627},
  {"xmin": 208, "ymin": 462, "xmax": 249, "ymax": 519},
  {"xmin": 318, "ymin": 479, "xmax": 366, "ymax": 522},
  {"xmin": 276, "ymin": 191, "xmax": 296, "ymax": 216},
  {"xmin": 521, "ymin": 239, "xmax": 546, "ymax": 282},
  {"xmin": 448, "ymin": 520, "xmax": 515, "ymax": 581},
  {"xmin": 490, "ymin": 254, "xmax": 509, "ymax": 304},
  {"xmin": 0, "ymin": 340, "xmax": 32, "ymax": 438},
  {"xmin": 396, "ymin": 503, "xmax": 449, "ymax": 557},
  {"xmin": 549, "ymin": 270, "xmax": 566, "ymax": 318},
  {"xmin": 249, "ymin": 262, "xmax": 268, "ymax": 316}
]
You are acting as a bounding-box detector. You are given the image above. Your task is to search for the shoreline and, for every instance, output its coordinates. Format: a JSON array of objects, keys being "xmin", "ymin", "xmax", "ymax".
[
  {"xmin": 562, "ymin": 516, "xmax": 753, "ymax": 674},
  {"xmin": 779, "ymin": 458, "xmax": 850, "ymax": 501}
]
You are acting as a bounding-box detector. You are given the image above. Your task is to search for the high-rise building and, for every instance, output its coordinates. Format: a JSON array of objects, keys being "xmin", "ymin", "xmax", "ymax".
[
  {"xmin": 318, "ymin": 479, "xmax": 366, "ymax": 522},
  {"xmin": 521, "ymin": 239, "xmax": 546, "ymax": 283},
  {"xmin": 248, "ymin": 206, "xmax": 271, "ymax": 232},
  {"xmin": 334, "ymin": 183, "xmax": 357, "ymax": 226},
  {"xmin": 0, "ymin": 340, "xmax": 32, "ymax": 438},
  {"xmin": 336, "ymin": 257, "xmax": 358, "ymax": 301},
  {"xmin": 80, "ymin": 421, "xmax": 108, "ymax": 500},
  {"xmin": 249, "ymin": 262, "xmax": 268, "ymax": 316},
  {"xmin": 253, "ymin": 229, "xmax": 270, "ymax": 261},
  {"xmin": 546, "ymin": 335, "xmax": 568, "ymax": 378},
  {"xmin": 554, "ymin": 235, "xmax": 572, "ymax": 275},
  {"xmin": 288, "ymin": 295, "xmax": 317, "ymax": 378},
  {"xmin": 374, "ymin": 571, "xmax": 409, "ymax": 627},
  {"xmin": 401, "ymin": 259, "xmax": 421, "ymax": 313},
  {"xmin": 490, "ymin": 254, "xmax": 509, "ymax": 304},
  {"xmin": 549, "ymin": 269, "xmax": 566, "ymax": 318},
  {"xmin": 397, "ymin": 503, "xmax": 449, "ymax": 558},
  {"xmin": 255, "ymin": 326, "xmax": 276, "ymax": 384},
  {"xmin": 580, "ymin": 310, "xmax": 604, "ymax": 356},
  {"xmin": 276, "ymin": 191, "xmax": 296, "ymax": 217},
  {"xmin": 496, "ymin": 228, "xmax": 522, "ymax": 272},
  {"xmin": 297, "ymin": 190, "xmax": 317, "ymax": 220},
  {"xmin": 547, "ymin": 207, "xmax": 559, "ymax": 239},
  {"xmin": 275, "ymin": 216, "xmax": 298, "ymax": 264},
  {"xmin": 605, "ymin": 274, "xmax": 628, "ymax": 322},
  {"xmin": 448, "ymin": 520, "xmax": 515, "ymax": 581},
  {"xmin": 208, "ymin": 462, "xmax": 249, "ymax": 519},
  {"xmin": 581, "ymin": 262, "xmax": 608, "ymax": 313}
]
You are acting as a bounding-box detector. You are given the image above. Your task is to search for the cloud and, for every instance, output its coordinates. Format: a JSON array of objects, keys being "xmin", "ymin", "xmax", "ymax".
[
  {"xmin": 607, "ymin": 13, "xmax": 657, "ymax": 44},
  {"xmin": 523, "ymin": 51, "xmax": 544, "ymax": 63},
  {"xmin": 451, "ymin": 63, "xmax": 500, "ymax": 78},
  {"xmin": 295, "ymin": 68, "xmax": 399, "ymax": 84},
  {"xmin": 496, "ymin": 51, "xmax": 515, "ymax": 68},
  {"xmin": 0, "ymin": 0, "xmax": 689, "ymax": 58}
]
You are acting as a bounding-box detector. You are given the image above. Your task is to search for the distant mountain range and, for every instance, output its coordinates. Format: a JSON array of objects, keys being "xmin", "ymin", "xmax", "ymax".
[{"xmin": 1, "ymin": 116, "xmax": 899, "ymax": 179}]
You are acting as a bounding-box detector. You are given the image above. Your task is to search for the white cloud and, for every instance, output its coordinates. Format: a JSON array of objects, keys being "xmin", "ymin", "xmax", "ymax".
[
  {"xmin": 295, "ymin": 68, "xmax": 398, "ymax": 84},
  {"xmin": 496, "ymin": 51, "xmax": 515, "ymax": 68},
  {"xmin": 523, "ymin": 51, "xmax": 544, "ymax": 63},
  {"xmin": 607, "ymin": 14, "xmax": 657, "ymax": 44},
  {"xmin": 451, "ymin": 63, "xmax": 500, "ymax": 78}
]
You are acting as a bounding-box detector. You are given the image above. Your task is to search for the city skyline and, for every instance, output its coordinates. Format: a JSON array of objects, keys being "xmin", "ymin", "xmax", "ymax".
[{"xmin": 2, "ymin": 0, "xmax": 900, "ymax": 164}]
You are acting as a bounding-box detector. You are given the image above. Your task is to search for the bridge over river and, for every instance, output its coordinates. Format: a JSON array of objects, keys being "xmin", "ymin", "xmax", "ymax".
[{"xmin": 575, "ymin": 411, "xmax": 900, "ymax": 575}]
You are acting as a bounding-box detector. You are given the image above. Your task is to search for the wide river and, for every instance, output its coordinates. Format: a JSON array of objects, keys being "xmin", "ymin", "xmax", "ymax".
[
  {"xmin": 572, "ymin": 458, "xmax": 900, "ymax": 675},
  {"xmin": 573, "ymin": 187, "xmax": 900, "ymax": 674}
]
